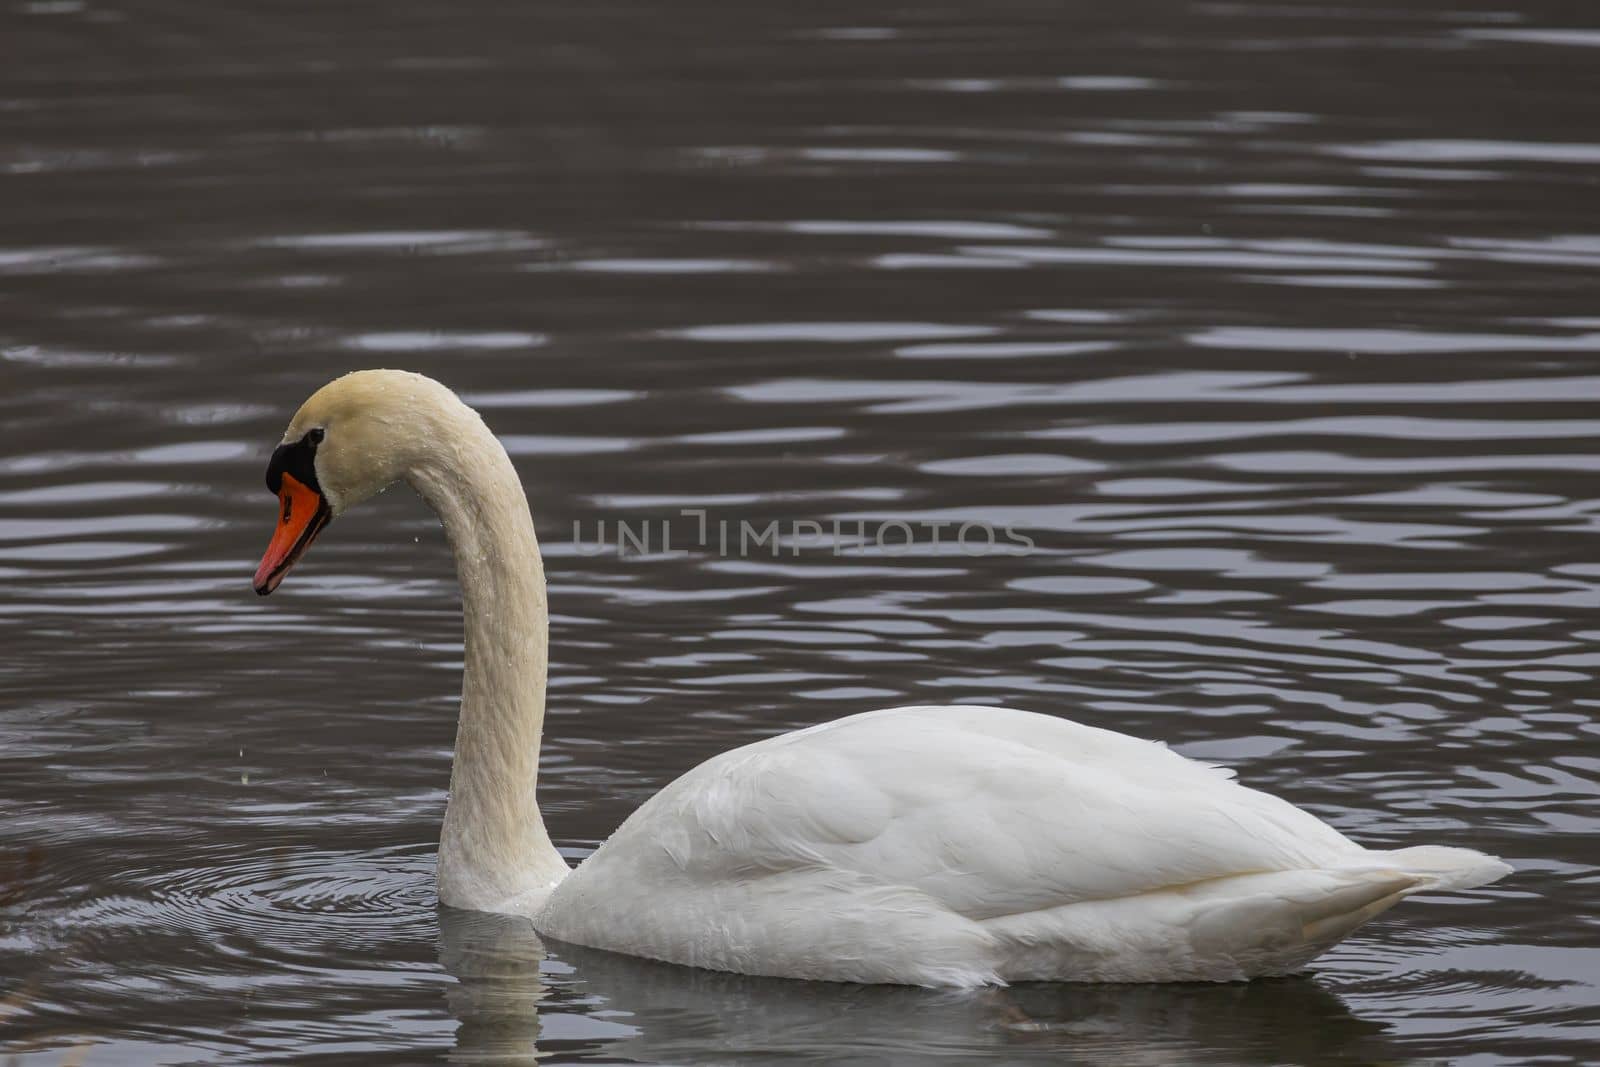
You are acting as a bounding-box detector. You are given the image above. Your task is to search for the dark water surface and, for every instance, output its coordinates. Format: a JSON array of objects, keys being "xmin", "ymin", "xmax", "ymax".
[{"xmin": 4, "ymin": 1, "xmax": 1599, "ymax": 1063}]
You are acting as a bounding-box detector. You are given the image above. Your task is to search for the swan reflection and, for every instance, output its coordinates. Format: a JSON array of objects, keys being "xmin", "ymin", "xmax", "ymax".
[{"xmin": 437, "ymin": 907, "xmax": 1405, "ymax": 1065}]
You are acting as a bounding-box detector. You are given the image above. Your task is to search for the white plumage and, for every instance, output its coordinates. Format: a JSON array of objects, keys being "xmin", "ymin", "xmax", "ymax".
[
  {"xmin": 537, "ymin": 704, "xmax": 1507, "ymax": 985},
  {"xmin": 258, "ymin": 370, "xmax": 1511, "ymax": 988}
]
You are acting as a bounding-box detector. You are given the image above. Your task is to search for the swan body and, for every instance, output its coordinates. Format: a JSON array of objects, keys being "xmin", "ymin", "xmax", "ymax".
[
  {"xmin": 536, "ymin": 704, "xmax": 1505, "ymax": 985},
  {"xmin": 254, "ymin": 370, "xmax": 1510, "ymax": 987}
]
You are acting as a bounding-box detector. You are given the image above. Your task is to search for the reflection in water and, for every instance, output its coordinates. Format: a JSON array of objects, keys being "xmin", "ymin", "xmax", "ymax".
[
  {"xmin": 439, "ymin": 910, "xmax": 550, "ymax": 1066},
  {"xmin": 438, "ymin": 909, "xmax": 1400, "ymax": 1066}
]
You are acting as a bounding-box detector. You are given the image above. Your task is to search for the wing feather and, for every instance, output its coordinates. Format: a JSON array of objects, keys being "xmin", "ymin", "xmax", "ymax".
[{"xmin": 668, "ymin": 705, "xmax": 1361, "ymax": 921}]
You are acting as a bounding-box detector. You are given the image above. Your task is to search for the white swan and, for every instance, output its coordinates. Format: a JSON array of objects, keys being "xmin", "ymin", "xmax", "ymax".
[{"xmin": 253, "ymin": 369, "xmax": 1510, "ymax": 987}]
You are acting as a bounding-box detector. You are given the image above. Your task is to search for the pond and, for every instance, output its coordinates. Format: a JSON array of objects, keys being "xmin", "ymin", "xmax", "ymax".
[{"xmin": 2, "ymin": 1, "xmax": 1597, "ymax": 1063}]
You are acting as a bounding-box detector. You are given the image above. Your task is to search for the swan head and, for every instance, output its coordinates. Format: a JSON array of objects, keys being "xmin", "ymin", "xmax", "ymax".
[{"xmin": 253, "ymin": 369, "xmax": 463, "ymax": 595}]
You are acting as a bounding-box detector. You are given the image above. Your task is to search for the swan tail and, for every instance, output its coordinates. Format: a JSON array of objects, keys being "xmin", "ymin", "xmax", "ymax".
[
  {"xmin": 1249, "ymin": 847, "xmax": 1511, "ymax": 963},
  {"xmin": 1289, "ymin": 871, "xmax": 1419, "ymax": 948},
  {"xmin": 1351, "ymin": 845, "xmax": 1512, "ymax": 892}
]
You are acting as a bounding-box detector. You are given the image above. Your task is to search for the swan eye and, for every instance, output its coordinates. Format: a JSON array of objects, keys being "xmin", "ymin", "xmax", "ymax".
[{"xmin": 265, "ymin": 427, "xmax": 326, "ymax": 495}]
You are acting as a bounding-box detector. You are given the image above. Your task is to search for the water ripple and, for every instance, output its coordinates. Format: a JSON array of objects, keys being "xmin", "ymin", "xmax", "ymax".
[{"xmin": 3, "ymin": 1, "xmax": 1596, "ymax": 1063}]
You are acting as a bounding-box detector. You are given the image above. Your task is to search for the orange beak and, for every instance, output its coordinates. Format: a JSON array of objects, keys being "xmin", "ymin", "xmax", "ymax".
[{"xmin": 253, "ymin": 473, "xmax": 331, "ymax": 595}]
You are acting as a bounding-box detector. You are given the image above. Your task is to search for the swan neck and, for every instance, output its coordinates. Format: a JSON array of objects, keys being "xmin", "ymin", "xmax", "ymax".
[{"xmin": 406, "ymin": 405, "xmax": 568, "ymax": 913}]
